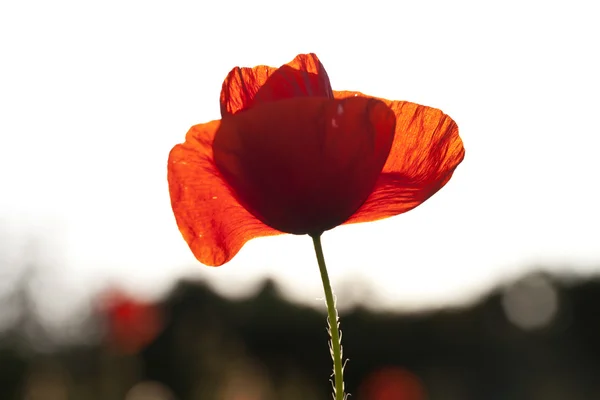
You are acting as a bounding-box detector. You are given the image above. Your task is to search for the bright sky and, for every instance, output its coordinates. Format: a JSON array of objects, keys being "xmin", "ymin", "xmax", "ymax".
[{"xmin": 1, "ymin": 1, "xmax": 599, "ymax": 316}]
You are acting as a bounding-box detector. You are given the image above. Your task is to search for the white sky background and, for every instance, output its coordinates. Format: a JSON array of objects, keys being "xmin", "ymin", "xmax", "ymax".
[{"xmin": 1, "ymin": 1, "xmax": 599, "ymax": 315}]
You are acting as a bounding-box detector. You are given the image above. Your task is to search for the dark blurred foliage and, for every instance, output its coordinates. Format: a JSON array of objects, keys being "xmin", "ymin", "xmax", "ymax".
[{"xmin": 1, "ymin": 271, "xmax": 600, "ymax": 400}]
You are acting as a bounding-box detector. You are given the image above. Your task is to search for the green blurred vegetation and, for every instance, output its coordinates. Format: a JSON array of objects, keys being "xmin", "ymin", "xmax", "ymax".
[{"xmin": 1, "ymin": 270, "xmax": 600, "ymax": 399}]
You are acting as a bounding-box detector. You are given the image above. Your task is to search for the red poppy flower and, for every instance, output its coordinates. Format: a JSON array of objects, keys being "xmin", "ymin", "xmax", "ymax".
[{"xmin": 168, "ymin": 53, "xmax": 464, "ymax": 266}]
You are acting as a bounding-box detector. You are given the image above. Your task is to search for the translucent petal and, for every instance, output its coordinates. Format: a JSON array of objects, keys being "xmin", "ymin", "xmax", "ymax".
[
  {"xmin": 220, "ymin": 53, "xmax": 333, "ymax": 116},
  {"xmin": 168, "ymin": 120, "xmax": 281, "ymax": 266},
  {"xmin": 334, "ymin": 91, "xmax": 465, "ymax": 225}
]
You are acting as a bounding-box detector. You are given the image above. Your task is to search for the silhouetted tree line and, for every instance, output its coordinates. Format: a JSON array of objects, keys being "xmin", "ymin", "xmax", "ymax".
[{"xmin": 1, "ymin": 271, "xmax": 600, "ymax": 399}]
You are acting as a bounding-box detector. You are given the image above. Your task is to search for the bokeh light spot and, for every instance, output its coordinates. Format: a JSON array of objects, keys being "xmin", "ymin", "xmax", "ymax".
[
  {"xmin": 125, "ymin": 381, "xmax": 175, "ymax": 400},
  {"xmin": 502, "ymin": 274, "xmax": 558, "ymax": 331}
]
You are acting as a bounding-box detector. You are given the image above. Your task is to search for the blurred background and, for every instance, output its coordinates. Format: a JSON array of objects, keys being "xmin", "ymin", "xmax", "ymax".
[{"xmin": 1, "ymin": 0, "xmax": 599, "ymax": 399}]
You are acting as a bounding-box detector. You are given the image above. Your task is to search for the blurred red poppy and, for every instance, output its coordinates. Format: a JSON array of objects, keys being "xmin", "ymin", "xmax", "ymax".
[
  {"xmin": 358, "ymin": 367, "xmax": 426, "ymax": 400},
  {"xmin": 168, "ymin": 53, "xmax": 464, "ymax": 266},
  {"xmin": 99, "ymin": 290, "xmax": 163, "ymax": 354}
]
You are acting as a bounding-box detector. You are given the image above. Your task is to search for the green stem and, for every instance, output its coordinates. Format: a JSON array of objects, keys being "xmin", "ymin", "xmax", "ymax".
[{"xmin": 312, "ymin": 234, "xmax": 345, "ymax": 400}]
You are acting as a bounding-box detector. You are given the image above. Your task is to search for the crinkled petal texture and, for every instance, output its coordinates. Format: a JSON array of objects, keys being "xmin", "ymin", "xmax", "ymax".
[
  {"xmin": 213, "ymin": 96, "xmax": 396, "ymax": 235},
  {"xmin": 334, "ymin": 91, "xmax": 465, "ymax": 225},
  {"xmin": 170, "ymin": 53, "xmax": 336, "ymax": 267},
  {"xmin": 220, "ymin": 53, "xmax": 333, "ymax": 116},
  {"xmin": 168, "ymin": 121, "xmax": 281, "ymax": 267},
  {"xmin": 169, "ymin": 53, "xmax": 464, "ymax": 267}
]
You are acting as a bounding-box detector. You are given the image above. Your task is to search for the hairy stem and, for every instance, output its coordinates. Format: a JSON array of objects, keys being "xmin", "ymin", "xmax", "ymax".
[{"xmin": 312, "ymin": 233, "xmax": 345, "ymax": 400}]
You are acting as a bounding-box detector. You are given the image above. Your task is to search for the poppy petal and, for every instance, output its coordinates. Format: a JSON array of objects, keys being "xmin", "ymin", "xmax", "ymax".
[
  {"xmin": 168, "ymin": 121, "xmax": 281, "ymax": 266},
  {"xmin": 213, "ymin": 96, "xmax": 396, "ymax": 235},
  {"xmin": 334, "ymin": 91, "xmax": 465, "ymax": 224},
  {"xmin": 220, "ymin": 53, "xmax": 333, "ymax": 116}
]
